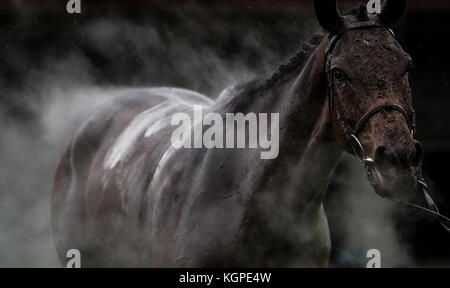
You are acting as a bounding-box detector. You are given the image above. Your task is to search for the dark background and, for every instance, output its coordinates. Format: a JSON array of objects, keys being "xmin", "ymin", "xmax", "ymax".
[{"xmin": 0, "ymin": 0, "xmax": 449, "ymax": 267}]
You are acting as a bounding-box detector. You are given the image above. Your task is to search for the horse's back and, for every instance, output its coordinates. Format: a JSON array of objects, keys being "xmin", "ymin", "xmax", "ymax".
[{"xmin": 51, "ymin": 87, "xmax": 212, "ymax": 267}]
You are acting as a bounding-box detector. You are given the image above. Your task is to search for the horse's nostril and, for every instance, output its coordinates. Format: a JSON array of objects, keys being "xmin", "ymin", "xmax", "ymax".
[
  {"xmin": 375, "ymin": 142, "xmax": 423, "ymax": 174},
  {"xmin": 374, "ymin": 146, "xmax": 398, "ymax": 172}
]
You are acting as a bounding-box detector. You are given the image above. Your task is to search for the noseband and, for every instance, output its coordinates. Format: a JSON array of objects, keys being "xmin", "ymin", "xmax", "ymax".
[{"xmin": 326, "ymin": 19, "xmax": 450, "ymax": 232}]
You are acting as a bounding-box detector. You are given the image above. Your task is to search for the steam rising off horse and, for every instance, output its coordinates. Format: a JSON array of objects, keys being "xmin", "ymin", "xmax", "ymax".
[{"xmin": 52, "ymin": 0, "xmax": 426, "ymax": 267}]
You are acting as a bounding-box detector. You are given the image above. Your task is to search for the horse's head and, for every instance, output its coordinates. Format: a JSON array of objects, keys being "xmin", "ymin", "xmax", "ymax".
[{"xmin": 315, "ymin": 0, "xmax": 422, "ymax": 199}]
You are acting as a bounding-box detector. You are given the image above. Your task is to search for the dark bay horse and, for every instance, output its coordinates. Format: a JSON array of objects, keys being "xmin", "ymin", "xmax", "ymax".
[{"xmin": 52, "ymin": 1, "xmax": 425, "ymax": 267}]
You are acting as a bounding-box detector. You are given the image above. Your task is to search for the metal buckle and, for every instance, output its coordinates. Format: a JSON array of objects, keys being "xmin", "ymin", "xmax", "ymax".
[{"xmin": 349, "ymin": 134, "xmax": 367, "ymax": 163}]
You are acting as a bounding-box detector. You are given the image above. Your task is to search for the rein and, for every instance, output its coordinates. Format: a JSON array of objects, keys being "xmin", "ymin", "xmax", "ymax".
[{"xmin": 325, "ymin": 18, "xmax": 450, "ymax": 232}]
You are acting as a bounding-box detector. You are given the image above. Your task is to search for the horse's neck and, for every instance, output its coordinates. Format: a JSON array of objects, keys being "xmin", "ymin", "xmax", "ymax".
[{"xmin": 252, "ymin": 37, "xmax": 342, "ymax": 208}]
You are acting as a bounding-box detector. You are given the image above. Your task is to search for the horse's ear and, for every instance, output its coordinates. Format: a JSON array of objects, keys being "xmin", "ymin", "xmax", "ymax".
[
  {"xmin": 380, "ymin": 0, "xmax": 407, "ymax": 28},
  {"xmin": 313, "ymin": 0, "xmax": 343, "ymax": 33}
]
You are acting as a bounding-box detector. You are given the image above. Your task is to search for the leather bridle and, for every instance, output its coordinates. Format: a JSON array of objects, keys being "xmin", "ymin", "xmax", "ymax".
[{"xmin": 326, "ymin": 18, "xmax": 450, "ymax": 232}]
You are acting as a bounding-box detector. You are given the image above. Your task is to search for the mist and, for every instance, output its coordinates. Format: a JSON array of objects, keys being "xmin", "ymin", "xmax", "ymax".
[
  {"xmin": 0, "ymin": 6, "xmax": 419, "ymax": 267},
  {"xmin": 326, "ymin": 155, "xmax": 415, "ymax": 267}
]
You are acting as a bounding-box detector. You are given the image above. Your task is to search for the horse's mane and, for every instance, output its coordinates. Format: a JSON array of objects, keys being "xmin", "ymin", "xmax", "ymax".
[
  {"xmin": 263, "ymin": 6, "xmax": 367, "ymax": 89},
  {"xmin": 224, "ymin": 32, "xmax": 325, "ymax": 112},
  {"xmin": 225, "ymin": 6, "xmax": 370, "ymax": 112},
  {"xmin": 264, "ymin": 33, "xmax": 325, "ymax": 89}
]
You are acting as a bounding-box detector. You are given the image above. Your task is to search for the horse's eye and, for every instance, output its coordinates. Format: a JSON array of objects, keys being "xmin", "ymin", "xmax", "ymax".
[{"xmin": 333, "ymin": 68, "xmax": 347, "ymax": 82}]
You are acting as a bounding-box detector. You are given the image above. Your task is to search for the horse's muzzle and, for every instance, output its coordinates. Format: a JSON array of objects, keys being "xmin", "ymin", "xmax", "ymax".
[{"xmin": 371, "ymin": 141, "xmax": 423, "ymax": 199}]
